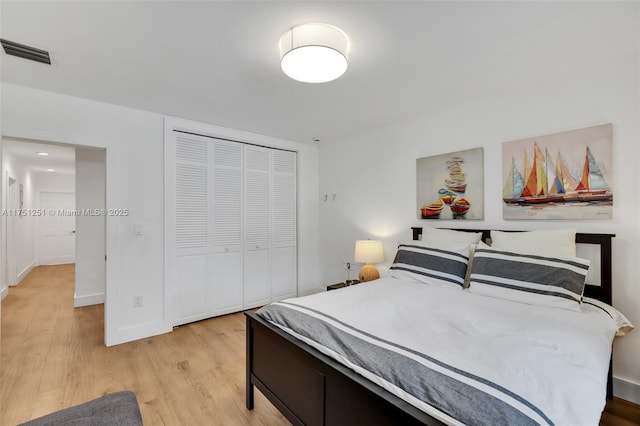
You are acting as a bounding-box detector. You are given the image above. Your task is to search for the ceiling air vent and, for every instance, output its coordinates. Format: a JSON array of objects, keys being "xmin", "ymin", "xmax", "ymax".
[{"xmin": 0, "ymin": 39, "xmax": 51, "ymax": 64}]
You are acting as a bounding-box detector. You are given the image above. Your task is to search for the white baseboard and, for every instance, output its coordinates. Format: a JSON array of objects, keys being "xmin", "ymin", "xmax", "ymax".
[
  {"xmin": 74, "ymin": 292, "xmax": 105, "ymax": 307},
  {"xmin": 109, "ymin": 320, "xmax": 173, "ymax": 347},
  {"xmin": 9, "ymin": 261, "xmax": 35, "ymax": 286},
  {"xmin": 614, "ymin": 377, "xmax": 640, "ymax": 404},
  {"xmin": 1, "ymin": 286, "xmax": 8, "ymax": 300}
]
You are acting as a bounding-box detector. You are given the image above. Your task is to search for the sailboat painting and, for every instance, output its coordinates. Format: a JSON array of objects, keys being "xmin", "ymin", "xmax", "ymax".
[
  {"xmin": 502, "ymin": 124, "xmax": 613, "ymax": 220},
  {"xmin": 417, "ymin": 147, "xmax": 484, "ymax": 220}
]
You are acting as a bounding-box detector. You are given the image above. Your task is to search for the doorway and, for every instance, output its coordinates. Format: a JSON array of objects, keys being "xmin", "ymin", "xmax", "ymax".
[{"xmin": 1, "ymin": 139, "xmax": 106, "ymax": 311}]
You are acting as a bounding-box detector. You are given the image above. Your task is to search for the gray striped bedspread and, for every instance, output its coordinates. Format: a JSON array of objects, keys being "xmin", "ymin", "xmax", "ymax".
[{"xmin": 258, "ymin": 278, "xmax": 618, "ymax": 426}]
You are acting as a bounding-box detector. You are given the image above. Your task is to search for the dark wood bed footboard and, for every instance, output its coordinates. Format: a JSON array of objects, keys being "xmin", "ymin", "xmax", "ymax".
[{"xmin": 246, "ymin": 311, "xmax": 445, "ymax": 426}]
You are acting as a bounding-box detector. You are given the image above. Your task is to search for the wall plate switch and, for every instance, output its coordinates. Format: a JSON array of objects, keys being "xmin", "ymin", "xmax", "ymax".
[
  {"xmin": 133, "ymin": 296, "xmax": 143, "ymax": 308},
  {"xmin": 134, "ymin": 224, "xmax": 143, "ymax": 236}
]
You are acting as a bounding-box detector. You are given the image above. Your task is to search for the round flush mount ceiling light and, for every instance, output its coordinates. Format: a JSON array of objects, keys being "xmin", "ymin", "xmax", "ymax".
[{"xmin": 279, "ymin": 23, "xmax": 349, "ymax": 83}]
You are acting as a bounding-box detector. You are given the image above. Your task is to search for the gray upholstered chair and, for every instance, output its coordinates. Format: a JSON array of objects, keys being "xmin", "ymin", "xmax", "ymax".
[{"xmin": 18, "ymin": 391, "xmax": 142, "ymax": 426}]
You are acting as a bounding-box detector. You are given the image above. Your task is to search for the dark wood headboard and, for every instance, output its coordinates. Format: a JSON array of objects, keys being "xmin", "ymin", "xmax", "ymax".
[{"xmin": 410, "ymin": 227, "xmax": 614, "ymax": 304}]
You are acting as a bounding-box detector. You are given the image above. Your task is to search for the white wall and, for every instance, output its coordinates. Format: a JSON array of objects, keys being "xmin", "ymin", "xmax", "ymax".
[
  {"xmin": 34, "ymin": 172, "xmax": 75, "ymax": 193},
  {"xmin": 319, "ymin": 3, "xmax": 639, "ymax": 402},
  {"xmin": 1, "ymin": 148, "xmax": 36, "ymax": 293},
  {"xmin": 1, "ymin": 83, "xmax": 320, "ymax": 346},
  {"xmin": 2, "ymin": 83, "xmax": 166, "ymax": 345},
  {"xmin": 75, "ymin": 148, "xmax": 106, "ymax": 307}
]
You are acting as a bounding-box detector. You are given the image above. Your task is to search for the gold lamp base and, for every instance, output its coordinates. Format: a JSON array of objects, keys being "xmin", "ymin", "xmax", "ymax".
[{"xmin": 358, "ymin": 263, "xmax": 380, "ymax": 282}]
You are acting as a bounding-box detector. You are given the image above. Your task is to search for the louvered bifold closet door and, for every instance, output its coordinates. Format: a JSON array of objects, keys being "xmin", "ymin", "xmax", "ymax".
[
  {"xmin": 174, "ymin": 134, "xmax": 210, "ymax": 325},
  {"xmin": 271, "ymin": 150, "xmax": 297, "ymax": 301},
  {"xmin": 210, "ymin": 140, "xmax": 244, "ymax": 315},
  {"xmin": 244, "ymin": 146, "xmax": 271, "ymax": 309},
  {"xmin": 169, "ymin": 129, "xmax": 298, "ymax": 324}
]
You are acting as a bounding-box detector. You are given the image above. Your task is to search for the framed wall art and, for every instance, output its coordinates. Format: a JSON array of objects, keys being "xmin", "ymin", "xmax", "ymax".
[
  {"xmin": 502, "ymin": 123, "xmax": 613, "ymax": 220},
  {"xmin": 416, "ymin": 147, "xmax": 484, "ymax": 220}
]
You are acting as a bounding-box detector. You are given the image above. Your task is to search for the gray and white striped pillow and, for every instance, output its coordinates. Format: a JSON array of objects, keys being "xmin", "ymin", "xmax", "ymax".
[
  {"xmin": 390, "ymin": 243, "xmax": 470, "ymax": 289},
  {"xmin": 468, "ymin": 246, "xmax": 590, "ymax": 311}
]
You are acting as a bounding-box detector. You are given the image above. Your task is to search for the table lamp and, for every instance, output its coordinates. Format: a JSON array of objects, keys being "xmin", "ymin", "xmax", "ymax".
[{"xmin": 354, "ymin": 240, "xmax": 384, "ymax": 282}]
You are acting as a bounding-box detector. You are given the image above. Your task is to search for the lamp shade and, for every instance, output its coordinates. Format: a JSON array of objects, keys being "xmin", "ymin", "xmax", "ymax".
[
  {"xmin": 354, "ymin": 240, "xmax": 384, "ymax": 264},
  {"xmin": 279, "ymin": 23, "xmax": 349, "ymax": 83}
]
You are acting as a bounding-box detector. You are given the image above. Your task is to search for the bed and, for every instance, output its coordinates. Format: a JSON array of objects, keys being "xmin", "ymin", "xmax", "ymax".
[{"xmin": 245, "ymin": 228, "xmax": 629, "ymax": 425}]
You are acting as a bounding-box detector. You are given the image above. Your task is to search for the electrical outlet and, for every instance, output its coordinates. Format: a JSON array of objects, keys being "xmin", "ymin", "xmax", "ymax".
[{"xmin": 133, "ymin": 296, "xmax": 143, "ymax": 308}]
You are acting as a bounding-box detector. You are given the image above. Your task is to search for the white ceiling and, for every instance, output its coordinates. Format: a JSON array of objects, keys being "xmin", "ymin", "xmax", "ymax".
[
  {"xmin": 0, "ymin": 1, "xmax": 632, "ymax": 144},
  {"xmin": 2, "ymin": 139, "xmax": 76, "ymax": 175}
]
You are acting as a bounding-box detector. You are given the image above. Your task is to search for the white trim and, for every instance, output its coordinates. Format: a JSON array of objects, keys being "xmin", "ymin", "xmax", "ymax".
[
  {"xmin": 1, "ymin": 286, "xmax": 8, "ymax": 300},
  {"xmin": 74, "ymin": 292, "xmax": 105, "ymax": 308},
  {"xmin": 104, "ymin": 144, "xmax": 119, "ymax": 347},
  {"xmin": 114, "ymin": 320, "xmax": 173, "ymax": 346},
  {"xmin": 163, "ymin": 117, "xmax": 175, "ymax": 330},
  {"xmin": 165, "ymin": 116, "xmax": 306, "ymax": 153},
  {"xmin": 12, "ymin": 261, "xmax": 35, "ymax": 286},
  {"xmin": 614, "ymin": 376, "xmax": 640, "ymax": 404}
]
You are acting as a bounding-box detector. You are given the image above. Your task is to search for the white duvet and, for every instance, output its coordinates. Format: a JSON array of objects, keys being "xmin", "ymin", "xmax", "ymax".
[{"xmin": 266, "ymin": 277, "xmax": 620, "ymax": 426}]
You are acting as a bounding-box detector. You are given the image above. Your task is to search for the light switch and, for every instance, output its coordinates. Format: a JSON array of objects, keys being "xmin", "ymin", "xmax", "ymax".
[{"xmin": 134, "ymin": 223, "xmax": 144, "ymax": 236}]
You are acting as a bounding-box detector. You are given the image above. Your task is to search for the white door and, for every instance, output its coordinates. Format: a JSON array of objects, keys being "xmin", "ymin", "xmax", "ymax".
[
  {"xmin": 210, "ymin": 139, "xmax": 244, "ymax": 315},
  {"xmin": 243, "ymin": 146, "xmax": 271, "ymax": 308},
  {"xmin": 173, "ymin": 135, "xmax": 210, "ymax": 325},
  {"xmin": 271, "ymin": 150, "xmax": 297, "ymax": 301},
  {"xmin": 40, "ymin": 192, "xmax": 76, "ymax": 265}
]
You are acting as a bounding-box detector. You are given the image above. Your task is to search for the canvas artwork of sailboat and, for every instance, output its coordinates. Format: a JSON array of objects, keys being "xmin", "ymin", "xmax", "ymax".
[{"xmin": 502, "ymin": 124, "xmax": 612, "ymax": 220}]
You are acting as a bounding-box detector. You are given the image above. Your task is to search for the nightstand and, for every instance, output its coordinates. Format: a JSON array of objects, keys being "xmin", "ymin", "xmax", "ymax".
[{"xmin": 326, "ymin": 280, "xmax": 360, "ymax": 291}]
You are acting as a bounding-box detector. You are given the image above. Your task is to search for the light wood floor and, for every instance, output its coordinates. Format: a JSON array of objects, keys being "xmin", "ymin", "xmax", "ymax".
[
  {"xmin": 2, "ymin": 265, "xmax": 639, "ymax": 425},
  {"xmin": 1, "ymin": 264, "xmax": 288, "ymax": 425}
]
